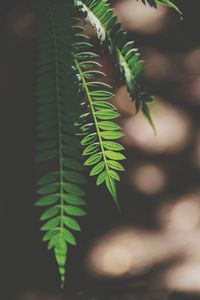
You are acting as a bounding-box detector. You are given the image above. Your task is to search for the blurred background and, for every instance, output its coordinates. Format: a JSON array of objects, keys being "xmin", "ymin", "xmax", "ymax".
[{"xmin": 1, "ymin": 0, "xmax": 200, "ymax": 299}]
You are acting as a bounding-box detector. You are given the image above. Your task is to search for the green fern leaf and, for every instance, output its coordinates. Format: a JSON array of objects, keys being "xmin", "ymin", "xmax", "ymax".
[
  {"xmin": 139, "ymin": 0, "xmax": 181, "ymax": 14},
  {"xmin": 75, "ymin": 0, "xmax": 155, "ymax": 131},
  {"xmin": 73, "ymin": 31, "xmax": 125, "ymax": 207},
  {"xmin": 35, "ymin": 0, "xmax": 87, "ymax": 287}
]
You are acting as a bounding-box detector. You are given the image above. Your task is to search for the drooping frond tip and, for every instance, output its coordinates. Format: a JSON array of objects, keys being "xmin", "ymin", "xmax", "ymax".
[
  {"xmin": 73, "ymin": 24, "xmax": 126, "ymax": 208},
  {"xmin": 138, "ymin": 0, "xmax": 182, "ymax": 14},
  {"xmin": 35, "ymin": 0, "xmax": 87, "ymax": 286}
]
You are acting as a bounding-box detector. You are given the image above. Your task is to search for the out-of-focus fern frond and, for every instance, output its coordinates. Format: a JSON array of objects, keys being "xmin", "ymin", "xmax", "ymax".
[
  {"xmin": 35, "ymin": 0, "xmax": 86, "ymax": 287},
  {"xmin": 139, "ymin": 0, "xmax": 181, "ymax": 14}
]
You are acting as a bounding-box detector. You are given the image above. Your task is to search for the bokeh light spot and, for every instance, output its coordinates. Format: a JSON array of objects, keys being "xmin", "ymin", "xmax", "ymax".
[{"xmin": 131, "ymin": 163, "xmax": 167, "ymax": 195}]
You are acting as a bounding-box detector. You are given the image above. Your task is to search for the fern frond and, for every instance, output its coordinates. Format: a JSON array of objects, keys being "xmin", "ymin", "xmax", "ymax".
[
  {"xmin": 139, "ymin": 0, "xmax": 181, "ymax": 14},
  {"xmin": 74, "ymin": 0, "xmax": 155, "ymax": 132},
  {"xmin": 138, "ymin": 0, "xmax": 157, "ymax": 7},
  {"xmin": 35, "ymin": 0, "xmax": 86, "ymax": 287},
  {"xmin": 73, "ymin": 30, "xmax": 126, "ymax": 207}
]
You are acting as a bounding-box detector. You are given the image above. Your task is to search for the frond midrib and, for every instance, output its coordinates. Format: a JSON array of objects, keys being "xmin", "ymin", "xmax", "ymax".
[
  {"xmin": 74, "ymin": 57, "xmax": 110, "ymax": 174},
  {"xmin": 47, "ymin": 0, "xmax": 65, "ymax": 236}
]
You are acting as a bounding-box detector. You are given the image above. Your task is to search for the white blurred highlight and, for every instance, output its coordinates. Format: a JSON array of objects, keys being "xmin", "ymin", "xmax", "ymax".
[
  {"xmin": 184, "ymin": 48, "xmax": 200, "ymax": 75},
  {"xmin": 164, "ymin": 262, "xmax": 200, "ymax": 293},
  {"xmin": 114, "ymin": 0, "xmax": 168, "ymax": 33},
  {"xmin": 87, "ymin": 227, "xmax": 184, "ymax": 278},
  {"xmin": 156, "ymin": 191, "xmax": 200, "ymax": 292},
  {"xmin": 162, "ymin": 228, "xmax": 200, "ymax": 292},
  {"xmin": 131, "ymin": 163, "xmax": 167, "ymax": 195},
  {"xmin": 158, "ymin": 192, "xmax": 200, "ymax": 233},
  {"xmin": 123, "ymin": 98, "xmax": 192, "ymax": 154}
]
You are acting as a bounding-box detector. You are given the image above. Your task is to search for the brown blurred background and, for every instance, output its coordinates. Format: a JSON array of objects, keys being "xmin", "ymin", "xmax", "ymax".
[{"xmin": 1, "ymin": 0, "xmax": 200, "ymax": 299}]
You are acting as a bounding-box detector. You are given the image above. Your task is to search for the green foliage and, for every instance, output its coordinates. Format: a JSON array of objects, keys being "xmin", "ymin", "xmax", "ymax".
[
  {"xmin": 74, "ymin": 0, "xmax": 156, "ymax": 131},
  {"xmin": 73, "ymin": 29, "xmax": 125, "ymax": 206},
  {"xmin": 35, "ymin": 0, "xmax": 86, "ymax": 286},
  {"xmin": 139, "ymin": 0, "xmax": 182, "ymax": 14},
  {"xmin": 34, "ymin": 0, "xmax": 180, "ymax": 288}
]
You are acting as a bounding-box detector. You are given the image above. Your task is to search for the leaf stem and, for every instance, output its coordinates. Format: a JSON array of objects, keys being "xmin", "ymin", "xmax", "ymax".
[
  {"xmin": 74, "ymin": 57, "xmax": 109, "ymax": 173},
  {"xmin": 47, "ymin": 0, "xmax": 65, "ymax": 283}
]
